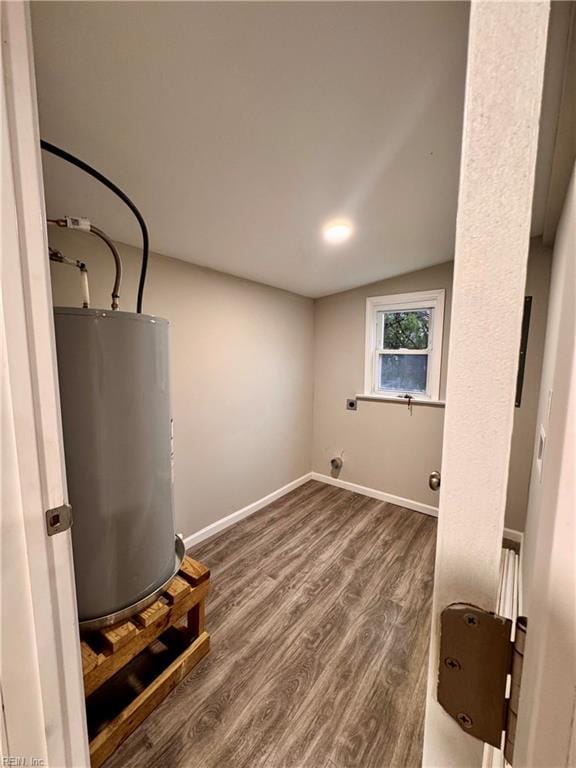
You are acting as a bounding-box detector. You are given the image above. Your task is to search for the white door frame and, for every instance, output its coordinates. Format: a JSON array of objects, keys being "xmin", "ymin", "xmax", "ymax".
[
  {"xmin": 0, "ymin": 1, "xmax": 563, "ymax": 767},
  {"xmin": 422, "ymin": 2, "xmax": 550, "ymax": 766},
  {"xmin": 1, "ymin": 3, "xmax": 89, "ymax": 765},
  {"xmin": 514, "ymin": 164, "xmax": 576, "ymax": 768}
]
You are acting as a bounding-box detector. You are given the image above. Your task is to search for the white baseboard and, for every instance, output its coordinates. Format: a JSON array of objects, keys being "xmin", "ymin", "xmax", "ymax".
[
  {"xmin": 311, "ymin": 473, "xmax": 525, "ymax": 546},
  {"xmin": 183, "ymin": 469, "xmax": 525, "ymax": 553},
  {"xmin": 310, "ymin": 472, "xmax": 439, "ymax": 518},
  {"xmin": 183, "ymin": 473, "xmax": 313, "ymax": 550}
]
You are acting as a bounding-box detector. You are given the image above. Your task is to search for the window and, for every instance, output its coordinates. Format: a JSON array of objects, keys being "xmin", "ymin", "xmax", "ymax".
[{"xmin": 364, "ymin": 289, "xmax": 445, "ymax": 400}]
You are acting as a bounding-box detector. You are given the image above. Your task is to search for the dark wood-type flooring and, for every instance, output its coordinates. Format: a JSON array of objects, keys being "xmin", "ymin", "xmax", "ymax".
[{"xmin": 104, "ymin": 480, "xmax": 437, "ymax": 768}]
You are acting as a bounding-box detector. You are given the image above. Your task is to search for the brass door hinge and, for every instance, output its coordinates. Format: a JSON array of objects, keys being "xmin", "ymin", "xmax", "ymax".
[{"xmin": 438, "ymin": 603, "xmax": 527, "ymax": 765}]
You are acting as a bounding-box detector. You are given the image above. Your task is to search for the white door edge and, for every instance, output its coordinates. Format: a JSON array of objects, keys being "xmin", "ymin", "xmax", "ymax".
[{"xmin": 1, "ymin": 3, "xmax": 89, "ymax": 766}]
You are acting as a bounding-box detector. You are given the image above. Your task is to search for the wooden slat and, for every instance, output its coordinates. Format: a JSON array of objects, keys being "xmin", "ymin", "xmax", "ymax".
[
  {"xmin": 89, "ymin": 631, "xmax": 210, "ymax": 768},
  {"xmin": 81, "ymin": 641, "xmax": 104, "ymax": 675},
  {"xmin": 179, "ymin": 556, "xmax": 210, "ymax": 586},
  {"xmin": 83, "ymin": 579, "xmax": 210, "ymax": 696},
  {"xmin": 163, "ymin": 575, "xmax": 191, "ymax": 605},
  {"xmin": 100, "ymin": 621, "xmax": 139, "ymax": 653},
  {"xmin": 134, "ymin": 599, "xmax": 169, "ymax": 628},
  {"xmin": 188, "ymin": 599, "xmax": 205, "ymax": 636}
]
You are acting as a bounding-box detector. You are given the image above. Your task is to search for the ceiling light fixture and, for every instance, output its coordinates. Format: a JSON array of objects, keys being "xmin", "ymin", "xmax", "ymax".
[{"xmin": 322, "ymin": 218, "xmax": 354, "ymax": 245}]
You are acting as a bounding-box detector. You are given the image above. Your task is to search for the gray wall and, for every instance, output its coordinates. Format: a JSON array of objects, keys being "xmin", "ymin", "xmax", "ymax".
[
  {"xmin": 50, "ymin": 229, "xmax": 550, "ymax": 534},
  {"xmin": 49, "ymin": 229, "xmax": 314, "ymax": 538},
  {"xmin": 516, "ymin": 164, "xmax": 575, "ymax": 766},
  {"xmin": 312, "ymin": 261, "xmax": 453, "ymax": 511},
  {"xmin": 505, "ymin": 240, "xmax": 552, "ymax": 531},
  {"xmin": 312, "ymin": 243, "xmax": 551, "ymax": 530}
]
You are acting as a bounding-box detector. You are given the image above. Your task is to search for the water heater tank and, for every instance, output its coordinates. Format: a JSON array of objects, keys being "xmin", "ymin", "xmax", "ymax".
[{"xmin": 53, "ymin": 308, "xmax": 177, "ymax": 627}]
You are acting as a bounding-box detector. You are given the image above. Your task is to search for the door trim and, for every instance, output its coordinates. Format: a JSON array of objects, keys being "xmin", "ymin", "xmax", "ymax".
[
  {"xmin": 422, "ymin": 2, "xmax": 550, "ymax": 765},
  {"xmin": 1, "ymin": 3, "xmax": 89, "ymax": 764}
]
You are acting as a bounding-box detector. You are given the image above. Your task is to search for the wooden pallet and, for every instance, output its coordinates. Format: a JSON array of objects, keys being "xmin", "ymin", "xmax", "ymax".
[{"xmin": 81, "ymin": 556, "xmax": 210, "ymax": 767}]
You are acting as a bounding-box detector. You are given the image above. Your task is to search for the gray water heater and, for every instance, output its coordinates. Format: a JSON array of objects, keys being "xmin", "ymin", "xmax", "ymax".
[{"xmin": 54, "ymin": 308, "xmax": 177, "ymax": 627}]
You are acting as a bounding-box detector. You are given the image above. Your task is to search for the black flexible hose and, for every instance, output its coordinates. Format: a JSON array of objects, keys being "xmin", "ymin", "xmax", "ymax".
[{"xmin": 40, "ymin": 139, "xmax": 148, "ymax": 313}]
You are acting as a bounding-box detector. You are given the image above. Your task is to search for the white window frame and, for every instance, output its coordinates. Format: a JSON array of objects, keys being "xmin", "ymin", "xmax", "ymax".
[{"xmin": 364, "ymin": 289, "xmax": 445, "ymax": 401}]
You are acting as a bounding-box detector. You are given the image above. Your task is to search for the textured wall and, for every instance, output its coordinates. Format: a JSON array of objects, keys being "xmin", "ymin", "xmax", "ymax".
[
  {"xmin": 423, "ymin": 3, "xmax": 549, "ymax": 766},
  {"xmin": 49, "ymin": 228, "xmax": 314, "ymax": 539}
]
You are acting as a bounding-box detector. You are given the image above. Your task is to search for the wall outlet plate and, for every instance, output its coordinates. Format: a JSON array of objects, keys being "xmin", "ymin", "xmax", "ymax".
[{"xmin": 346, "ymin": 398, "xmax": 358, "ymax": 411}]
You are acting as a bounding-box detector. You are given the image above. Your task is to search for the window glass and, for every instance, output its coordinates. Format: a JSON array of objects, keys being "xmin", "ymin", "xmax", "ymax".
[
  {"xmin": 379, "ymin": 353, "xmax": 428, "ymax": 393},
  {"xmin": 380, "ymin": 309, "xmax": 431, "ymax": 350},
  {"xmin": 366, "ymin": 290, "xmax": 444, "ymax": 399}
]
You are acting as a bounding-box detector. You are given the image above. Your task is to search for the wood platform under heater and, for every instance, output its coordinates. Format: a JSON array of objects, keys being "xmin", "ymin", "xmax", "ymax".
[{"xmin": 80, "ymin": 555, "xmax": 211, "ymax": 767}]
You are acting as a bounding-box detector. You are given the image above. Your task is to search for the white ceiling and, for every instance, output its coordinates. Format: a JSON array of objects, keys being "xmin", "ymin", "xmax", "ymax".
[{"xmin": 32, "ymin": 2, "xmax": 472, "ymax": 297}]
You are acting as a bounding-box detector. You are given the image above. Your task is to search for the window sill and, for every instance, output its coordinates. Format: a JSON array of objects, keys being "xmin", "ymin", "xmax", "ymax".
[{"xmin": 356, "ymin": 394, "xmax": 446, "ymax": 408}]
